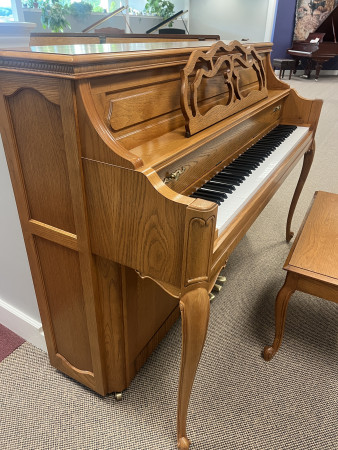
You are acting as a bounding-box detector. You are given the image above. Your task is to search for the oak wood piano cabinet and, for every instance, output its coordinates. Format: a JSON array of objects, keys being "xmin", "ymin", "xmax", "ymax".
[
  {"xmin": 0, "ymin": 40, "xmax": 322, "ymax": 448},
  {"xmin": 29, "ymin": 32, "xmax": 220, "ymax": 46}
]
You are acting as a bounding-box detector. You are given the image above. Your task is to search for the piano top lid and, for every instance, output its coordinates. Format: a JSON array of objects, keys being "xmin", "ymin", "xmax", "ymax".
[
  {"xmin": 0, "ymin": 40, "xmax": 272, "ymax": 78},
  {"xmin": 313, "ymin": 5, "xmax": 338, "ymax": 42}
]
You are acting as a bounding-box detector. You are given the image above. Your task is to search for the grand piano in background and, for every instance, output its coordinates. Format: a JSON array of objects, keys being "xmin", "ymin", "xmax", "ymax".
[
  {"xmin": 0, "ymin": 40, "xmax": 322, "ymax": 448},
  {"xmin": 29, "ymin": 31, "xmax": 220, "ymax": 46},
  {"xmin": 29, "ymin": 8, "xmax": 218, "ymax": 46},
  {"xmin": 288, "ymin": 5, "xmax": 338, "ymax": 79}
]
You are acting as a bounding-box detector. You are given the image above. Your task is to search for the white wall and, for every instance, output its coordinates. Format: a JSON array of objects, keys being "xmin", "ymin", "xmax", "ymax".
[
  {"xmin": 0, "ymin": 135, "xmax": 46, "ymax": 350},
  {"xmin": 189, "ymin": 0, "xmax": 270, "ymax": 42}
]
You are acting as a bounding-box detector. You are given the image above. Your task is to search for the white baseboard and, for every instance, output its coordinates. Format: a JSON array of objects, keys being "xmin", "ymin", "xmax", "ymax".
[
  {"xmin": 0, "ymin": 297, "xmax": 47, "ymax": 352},
  {"xmin": 274, "ymin": 69, "xmax": 338, "ymax": 77}
]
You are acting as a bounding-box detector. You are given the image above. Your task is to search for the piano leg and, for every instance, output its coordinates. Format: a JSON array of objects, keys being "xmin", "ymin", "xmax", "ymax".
[
  {"xmin": 286, "ymin": 143, "xmax": 315, "ymax": 242},
  {"xmin": 314, "ymin": 61, "xmax": 323, "ymax": 81},
  {"xmin": 177, "ymin": 287, "xmax": 210, "ymax": 449},
  {"xmin": 263, "ymin": 272, "xmax": 297, "ymax": 361},
  {"xmin": 304, "ymin": 59, "xmax": 312, "ymax": 78},
  {"xmin": 293, "ymin": 57, "xmax": 300, "ymax": 74}
]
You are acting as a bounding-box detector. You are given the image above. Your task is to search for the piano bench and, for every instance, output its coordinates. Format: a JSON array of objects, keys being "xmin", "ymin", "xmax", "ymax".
[
  {"xmin": 263, "ymin": 191, "xmax": 338, "ymax": 361},
  {"xmin": 272, "ymin": 58, "xmax": 296, "ymax": 80}
]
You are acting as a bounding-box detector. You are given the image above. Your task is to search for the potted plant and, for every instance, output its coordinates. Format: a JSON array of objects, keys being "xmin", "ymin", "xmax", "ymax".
[
  {"xmin": 40, "ymin": 0, "xmax": 96, "ymax": 32},
  {"xmin": 69, "ymin": 1, "xmax": 93, "ymax": 19},
  {"xmin": 40, "ymin": 0, "xmax": 70, "ymax": 32}
]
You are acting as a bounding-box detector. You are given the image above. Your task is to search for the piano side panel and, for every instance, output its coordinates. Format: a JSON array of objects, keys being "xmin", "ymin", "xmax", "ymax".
[
  {"xmin": 94, "ymin": 256, "xmax": 128, "ymax": 392},
  {"xmin": 0, "ymin": 73, "xmax": 109, "ymax": 395},
  {"xmin": 122, "ymin": 266, "xmax": 179, "ymax": 385},
  {"xmin": 281, "ymin": 88, "xmax": 323, "ymax": 131},
  {"xmin": 82, "ymin": 160, "xmax": 188, "ymax": 286},
  {"xmin": 93, "ymin": 257, "xmax": 179, "ymax": 392},
  {"xmin": 34, "ymin": 236, "xmax": 93, "ymax": 371},
  {"xmin": 6, "ymin": 88, "xmax": 76, "ymax": 233}
]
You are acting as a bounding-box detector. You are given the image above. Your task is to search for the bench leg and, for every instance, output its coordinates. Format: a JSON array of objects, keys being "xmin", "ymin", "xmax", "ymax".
[
  {"xmin": 177, "ymin": 287, "xmax": 210, "ymax": 449},
  {"xmin": 286, "ymin": 143, "xmax": 315, "ymax": 241},
  {"xmin": 263, "ymin": 273, "xmax": 298, "ymax": 361}
]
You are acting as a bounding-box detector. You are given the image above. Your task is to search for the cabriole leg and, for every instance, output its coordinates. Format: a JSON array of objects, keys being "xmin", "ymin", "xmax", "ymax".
[
  {"xmin": 286, "ymin": 144, "xmax": 315, "ymax": 241},
  {"xmin": 263, "ymin": 273, "xmax": 297, "ymax": 361},
  {"xmin": 177, "ymin": 287, "xmax": 210, "ymax": 449}
]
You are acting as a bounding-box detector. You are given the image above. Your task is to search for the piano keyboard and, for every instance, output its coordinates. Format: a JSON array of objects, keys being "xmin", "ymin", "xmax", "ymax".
[
  {"xmin": 190, "ymin": 125, "xmax": 309, "ymax": 234},
  {"xmin": 288, "ymin": 50, "xmax": 312, "ymax": 56}
]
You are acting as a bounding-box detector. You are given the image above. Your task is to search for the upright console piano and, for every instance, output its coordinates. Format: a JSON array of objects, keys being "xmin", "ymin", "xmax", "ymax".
[{"xmin": 0, "ymin": 40, "xmax": 322, "ymax": 448}]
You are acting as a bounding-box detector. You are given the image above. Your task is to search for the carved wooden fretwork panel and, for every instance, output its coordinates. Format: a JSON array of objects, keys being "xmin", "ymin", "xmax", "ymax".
[{"xmin": 180, "ymin": 40, "xmax": 268, "ymax": 136}]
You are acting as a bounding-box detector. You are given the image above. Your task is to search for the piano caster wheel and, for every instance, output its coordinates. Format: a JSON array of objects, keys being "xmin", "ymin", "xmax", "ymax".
[
  {"xmin": 209, "ymin": 293, "xmax": 215, "ymax": 302},
  {"xmin": 115, "ymin": 392, "xmax": 123, "ymax": 401},
  {"xmin": 217, "ymin": 275, "xmax": 226, "ymax": 283}
]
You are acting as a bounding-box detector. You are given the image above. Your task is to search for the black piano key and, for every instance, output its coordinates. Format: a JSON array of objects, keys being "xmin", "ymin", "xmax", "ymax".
[
  {"xmin": 245, "ymin": 149, "xmax": 272, "ymax": 157},
  {"xmin": 231, "ymin": 159, "xmax": 260, "ymax": 169},
  {"xmin": 191, "ymin": 193, "xmax": 221, "ymax": 205},
  {"xmin": 218, "ymin": 171, "xmax": 246, "ymax": 181},
  {"xmin": 192, "ymin": 192, "xmax": 222, "ymax": 204},
  {"xmin": 237, "ymin": 154, "xmax": 265, "ymax": 163},
  {"xmin": 190, "ymin": 124, "xmax": 298, "ymax": 204},
  {"xmin": 202, "ymin": 184, "xmax": 231, "ymax": 195},
  {"xmin": 212, "ymin": 176, "xmax": 241, "ymax": 187},
  {"xmin": 198, "ymin": 187, "xmax": 228, "ymax": 199},
  {"xmin": 225, "ymin": 166, "xmax": 252, "ymax": 175},
  {"xmin": 218, "ymin": 171, "xmax": 246, "ymax": 180},
  {"xmin": 204, "ymin": 181, "xmax": 234, "ymax": 193}
]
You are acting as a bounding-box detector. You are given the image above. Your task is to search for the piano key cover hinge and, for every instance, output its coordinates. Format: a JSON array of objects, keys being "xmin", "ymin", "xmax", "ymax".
[{"xmin": 163, "ymin": 167, "xmax": 186, "ymax": 184}]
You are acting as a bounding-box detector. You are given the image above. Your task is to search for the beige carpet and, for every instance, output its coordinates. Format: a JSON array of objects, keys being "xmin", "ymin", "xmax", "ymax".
[{"xmin": 0, "ymin": 76, "xmax": 337, "ymax": 450}]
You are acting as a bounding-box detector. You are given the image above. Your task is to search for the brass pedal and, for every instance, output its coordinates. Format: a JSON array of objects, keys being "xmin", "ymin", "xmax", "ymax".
[
  {"xmin": 209, "ymin": 293, "xmax": 215, "ymax": 302},
  {"xmin": 212, "ymin": 284, "xmax": 222, "ymax": 293},
  {"xmin": 217, "ymin": 275, "xmax": 227, "ymax": 283}
]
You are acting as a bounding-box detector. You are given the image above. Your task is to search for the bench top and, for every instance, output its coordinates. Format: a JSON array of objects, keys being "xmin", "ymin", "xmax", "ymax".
[{"xmin": 284, "ymin": 191, "xmax": 338, "ymax": 285}]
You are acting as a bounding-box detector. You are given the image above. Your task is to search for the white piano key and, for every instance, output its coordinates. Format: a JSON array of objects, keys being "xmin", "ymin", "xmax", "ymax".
[{"xmin": 216, "ymin": 126, "xmax": 309, "ymax": 234}]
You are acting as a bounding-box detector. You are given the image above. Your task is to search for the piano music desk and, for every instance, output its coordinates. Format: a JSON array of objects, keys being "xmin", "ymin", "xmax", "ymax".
[{"xmin": 264, "ymin": 191, "xmax": 338, "ymax": 360}]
